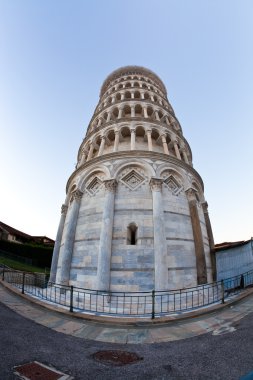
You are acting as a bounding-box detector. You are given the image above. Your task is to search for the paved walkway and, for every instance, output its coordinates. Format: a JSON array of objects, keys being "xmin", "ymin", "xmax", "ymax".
[{"xmin": 1, "ymin": 281, "xmax": 253, "ymax": 344}]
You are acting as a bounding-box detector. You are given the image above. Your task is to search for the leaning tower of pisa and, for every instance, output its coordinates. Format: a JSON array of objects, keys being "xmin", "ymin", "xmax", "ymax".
[{"xmin": 50, "ymin": 66, "xmax": 216, "ymax": 292}]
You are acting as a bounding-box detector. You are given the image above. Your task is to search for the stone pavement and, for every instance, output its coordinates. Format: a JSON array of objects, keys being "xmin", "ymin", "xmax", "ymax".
[{"xmin": 1, "ymin": 281, "xmax": 253, "ymax": 344}]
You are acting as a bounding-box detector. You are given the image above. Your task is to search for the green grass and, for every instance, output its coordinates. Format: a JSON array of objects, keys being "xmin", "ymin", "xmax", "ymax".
[{"xmin": 0, "ymin": 257, "xmax": 50, "ymax": 274}]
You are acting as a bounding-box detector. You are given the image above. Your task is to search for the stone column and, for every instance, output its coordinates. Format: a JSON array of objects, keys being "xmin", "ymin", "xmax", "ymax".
[
  {"xmin": 141, "ymin": 92, "xmax": 145, "ymax": 99},
  {"xmin": 131, "ymin": 92, "xmax": 134, "ymax": 99},
  {"xmin": 173, "ymin": 140, "xmax": 181, "ymax": 160},
  {"xmin": 58, "ymin": 189, "xmax": 83, "ymax": 285},
  {"xmin": 182, "ymin": 149, "xmax": 189, "ymax": 164},
  {"xmin": 161, "ymin": 134, "xmax": 169, "ymax": 155},
  {"xmin": 150, "ymin": 178, "xmax": 167, "ymax": 290},
  {"xmin": 150, "ymin": 94, "xmax": 154, "ymax": 101},
  {"xmin": 146, "ymin": 129, "xmax": 153, "ymax": 151},
  {"xmin": 118, "ymin": 108, "xmax": 123, "ymax": 118},
  {"xmin": 155, "ymin": 111, "xmax": 160, "ymax": 121},
  {"xmin": 131, "ymin": 105, "xmax": 135, "ymax": 117},
  {"xmin": 87, "ymin": 143, "xmax": 94, "ymax": 161},
  {"xmin": 97, "ymin": 119, "xmax": 102, "ymax": 128},
  {"xmin": 97, "ymin": 179, "xmax": 117, "ymax": 291},
  {"xmin": 186, "ymin": 188, "xmax": 207, "ymax": 284},
  {"xmin": 143, "ymin": 106, "xmax": 148, "ymax": 118},
  {"xmin": 130, "ymin": 128, "xmax": 136, "ymax": 150},
  {"xmin": 106, "ymin": 112, "xmax": 111, "ymax": 122},
  {"xmin": 79, "ymin": 149, "xmax": 87, "ymax": 167},
  {"xmin": 114, "ymin": 130, "xmax": 120, "ymax": 152},
  {"xmin": 121, "ymin": 93, "xmax": 124, "ymax": 100},
  {"xmin": 98, "ymin": 136, "xmax": 106, "ymax": 156},
  {"xmin": 49, "ymin": 204, "xmax": 68, "ymax": 283},
  {"xmin": 202, "ymin": 201, "xmax": 217, "ymax": 281}
]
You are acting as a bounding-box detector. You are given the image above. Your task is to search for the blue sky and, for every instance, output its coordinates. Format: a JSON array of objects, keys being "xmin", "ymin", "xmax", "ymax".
[{"xmin": 1, "ymin": 0, "xmax": 252, "ymax": 243}]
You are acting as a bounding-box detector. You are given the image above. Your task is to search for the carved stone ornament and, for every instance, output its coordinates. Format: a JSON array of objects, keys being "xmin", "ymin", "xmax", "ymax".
[
  {"xmin": 72, "ymin": 189, "xmax": 83, "ymax": 201},
  {"xmin": 164, "ymin": 175, "xmax": 183, "ymax": 195},
  {"xmin": 104, "ymin": 179, "xmax": 117, "ymax": 192},
  {"xmin": 202, "ymin": 201, "xmax": 208, "ymax": 213},
  {"xmin": 185, "ymin": 187, "xmax": 198, "ymax": 201},
  {"xmin": 149, "ymin": 177, "xmax": 163, "ymax": 192},
  {"xmin": 86, "ymin": 176, "xmax": 103, "ymax": 196},
  {"xmin": 61, "ymin": 204, "xmax": 68, "ymax": 215},
  {"xmin": 120, "ymin": 169, "xmax": 145, "ymax": 191}
]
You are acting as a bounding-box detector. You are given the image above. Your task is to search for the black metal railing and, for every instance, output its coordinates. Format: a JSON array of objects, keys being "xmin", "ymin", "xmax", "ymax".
[{"xmin": 1, "ymin": 268, "xmax": 253, "ymax": 319}]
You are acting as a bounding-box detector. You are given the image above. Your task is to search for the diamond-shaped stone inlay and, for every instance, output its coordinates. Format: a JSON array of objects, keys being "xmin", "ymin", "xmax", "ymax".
[
  {"xmin": 86, "ymin": 176, "xmax": 103, "ymax": 195},
  {"xmin": 164, "ymin": 175, "xmax": 182, "ymax": 195},
  {"xmin": 121, "ymin": 170, "xmax": 145, "ymax": 190}
]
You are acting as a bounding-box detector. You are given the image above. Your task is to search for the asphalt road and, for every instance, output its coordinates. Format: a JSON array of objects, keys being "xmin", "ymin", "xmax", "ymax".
[{"xmin": 1, "ymin": 301, "xmax": 253, "ymax": 380}]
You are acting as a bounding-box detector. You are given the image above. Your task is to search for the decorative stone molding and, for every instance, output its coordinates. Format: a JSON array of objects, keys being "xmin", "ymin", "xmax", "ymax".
[
  {"xmin": 164, "ymin": 175, "xmax": 183, "ymax": 195},
  {"xmin": 120, "ymin": 169, "xmax": 145, "ymax": 191},
  {"xmin": 61, "ymin": 204, "xmax": 68, "ymax": 215},
  {"xmin": 150, "ymin": 177, "xmax": 163, "ymax": 192},
  {"xmin": 185, "ymin": 187, "xmax": 198, "ymax": 202},
  {"xmin": 202, "ymin": 201, "xmax": 208, "ymax": 213},
  {"xmin": 72, "ymin": 189, "xmax": 83, "ymax": 201},
  {"xmin": 103, "ymin": 179, "xmax": 117, "ymax": 192}
]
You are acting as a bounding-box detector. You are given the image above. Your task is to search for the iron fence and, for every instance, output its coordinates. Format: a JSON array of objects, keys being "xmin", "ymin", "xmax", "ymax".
[{"xmin": 1, "ymin": 268, "xmax": 253, "ymax": 319}]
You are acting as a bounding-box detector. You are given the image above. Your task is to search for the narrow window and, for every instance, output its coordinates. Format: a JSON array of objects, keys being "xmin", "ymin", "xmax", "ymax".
[{"xmin": 127, "ymin": 223, "xmax": 138, "ymax": 245}]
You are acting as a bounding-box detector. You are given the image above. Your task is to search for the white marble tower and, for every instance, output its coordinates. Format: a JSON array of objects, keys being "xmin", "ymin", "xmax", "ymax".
[{"xmin": 50, "ymin": 66, "xmax": 216, "ymax": 292}]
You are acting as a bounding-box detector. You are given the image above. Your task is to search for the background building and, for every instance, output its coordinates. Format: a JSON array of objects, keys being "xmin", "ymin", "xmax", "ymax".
[{"xmin": 50, "ymin": 66, "xmax": 216, "ymax": 291}]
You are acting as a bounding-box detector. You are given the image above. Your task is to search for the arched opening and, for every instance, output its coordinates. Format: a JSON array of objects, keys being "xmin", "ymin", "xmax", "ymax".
[
  {"xmin": 158, "ymin": 110, "xmax": 163, "ymax": 119},
  {"xmin": 135, "ymin": 125, "xmax": 145, "ymax": 137},
  {"xmin": 125, "ymin": 82, "xmax": 131, "ymax": 88},
  {"xmin": 112, "ymin": 107, "xmax": 119, "ymax": 119},
  {"xmin": 135, "ymin": 104, "xmax": 142, "ymax": 117},
  {"xmin": 147, "ymin": 106, "xmax": 153, "ymax": 118},
  {"xmin": 116, "ymin": 93, "xmax": 121, "ymax": 101},
  {"xmin": 144, "ymin": 92, "xmax": 149, "ymax": 100},
  {"xmin": 134, "ymin": 82, "xmax": 139, "ymax": 87},
  {"xmin": 134, "ymin": 91, "xmax": 141, "ymax": 99},
  {"xmin": 121, "ymin": 126, "xmax": 131, "ymax": 138},
  {"xmin": 125, "ymin": 91, "xmax": 131, "ymax": 99},
  {"xmin": 123, "ymin": 105, "xmax": 131, "ymax": 118},
  {"xmin": 127, "ymin": 223, "xmax": 138, "ymax": 245}
]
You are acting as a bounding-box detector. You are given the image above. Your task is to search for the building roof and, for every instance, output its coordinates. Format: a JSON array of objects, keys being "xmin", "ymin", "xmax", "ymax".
[
  {"xmin": 0, "ymin": 221, "xmax": 54, "ymax": 244},
  {"xmin": 215, "ymin": 239, "xmax": 251, "ymax": 252},
  {"xmin": 0, "ymin": 221, "xmax": 32, "ymax": 240}
]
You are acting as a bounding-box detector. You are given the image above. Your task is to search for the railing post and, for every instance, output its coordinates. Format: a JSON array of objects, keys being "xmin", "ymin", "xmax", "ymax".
[
  {"xmin": 221, "ymin": 280, "xmax": 225, "ymax": 304},
  {"xmin": 240, "ymin": 274, "xmax": 245, "ymax": 289},
  {"xmin": 2, "ymin": 267, "xmax": 5, "ymax": 281},
  {"xmin": 22, "ymin": 272, "xmax": 25, "ymax": 294},
  {"xmin": 70, "ymin": 285, "xmax": 74, "ymax": 313},
  {"xmin": 151, "ymin": 290, "xmax": 155, "ymax": 319}
]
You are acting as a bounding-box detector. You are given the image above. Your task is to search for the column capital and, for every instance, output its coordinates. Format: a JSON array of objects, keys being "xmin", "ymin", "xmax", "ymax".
[
  {"xmin": 185, "ymin": 187, "xmax": 197, "ymax": 201},
  {"xmin": 201, "ymin": 201, "xmax": 209, "ymax": 213},
  {"xmin": 61, "ymin": 204, "xmax": 68, "ymax": 215},
  {"xmin": 104, "ymin": 179, "xmax": 117, "ymax": 192},
  {"xmin": 150, "ymin": 177, "xmax": 163, "ymax": 192},
  {"xmin": 72, "ymin": 189, "xmax": 83, "ymax": 201}
]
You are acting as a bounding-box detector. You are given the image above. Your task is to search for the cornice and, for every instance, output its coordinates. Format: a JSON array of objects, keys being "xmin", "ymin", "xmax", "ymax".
[
  {"xmin": 100, "ymin": 66, "xmax": 167, "ymax": 97},
  {"xmin": 66, "ymin": 150, "xmax": 203, "ymax": 194}
]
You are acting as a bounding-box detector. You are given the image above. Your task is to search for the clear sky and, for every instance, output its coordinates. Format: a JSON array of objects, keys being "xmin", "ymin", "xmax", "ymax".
[{"xmin": 1, "ymin": 0, "xmax": 252, "ymax": 243}]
